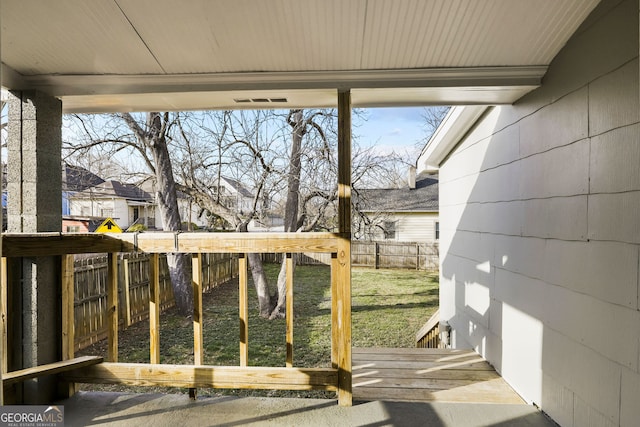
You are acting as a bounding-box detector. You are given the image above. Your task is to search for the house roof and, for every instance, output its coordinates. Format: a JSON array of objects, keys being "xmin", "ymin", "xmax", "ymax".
[
  {"xmin": 355, "ymin": 173, "xmax": 438, "ymax": 213},
  {"xmin": 222, "ymin": 177, "xmax": 254, "ymax": 199},
  {"xmin": 1, "ymin": 1, "xmax": 599, "ymax": 112},
  {"xmin": 73, "ymin": 180, "xmax": 153, "ymax": 202},
  {"xmin": 63, "ymin": 164, "xmax": 105, "ymax": 192}
]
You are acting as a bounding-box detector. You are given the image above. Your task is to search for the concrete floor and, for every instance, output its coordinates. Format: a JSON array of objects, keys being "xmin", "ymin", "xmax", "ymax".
[{"xmin": 60, "ymin": 391, "xmax": 558, "ymax": 427}]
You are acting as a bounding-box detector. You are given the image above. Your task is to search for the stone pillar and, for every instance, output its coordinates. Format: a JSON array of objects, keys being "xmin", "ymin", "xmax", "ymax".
[{"xmin": 7, "ymin": 90, "xmax": 62, "ymax": 404}]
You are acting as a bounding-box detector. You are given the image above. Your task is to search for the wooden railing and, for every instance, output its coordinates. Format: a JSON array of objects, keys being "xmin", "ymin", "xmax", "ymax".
[
  {"xmin": 1, "ymin": 231, "xmax": 352, "ymax": 406},
  {"xmin": 73, "ymin": 252, "xmax": 237, "ymax": 351},
  {"xmin": 416, "ymin": 308, "xmax": 441, "ymax": 349}
]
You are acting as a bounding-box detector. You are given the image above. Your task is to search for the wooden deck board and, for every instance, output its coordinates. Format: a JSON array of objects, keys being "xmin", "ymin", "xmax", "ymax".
[
  {"xmin": 352, "ymin": 348, "xmax": 524, "ymax": 404},
  {"xmin": 353, "ymin": 359, "xmax": 494, "ymax": 371}
]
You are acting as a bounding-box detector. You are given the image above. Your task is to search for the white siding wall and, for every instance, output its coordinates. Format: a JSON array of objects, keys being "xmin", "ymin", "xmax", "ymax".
[
  {"xmin": 394, "ymin": 212, "xmax": 439, "ymax": 243},
  {"xmin": 178, "ymin": 198, "xmax": 209, "ymax": 229},
  {"xmin": 439, "ymin": 0, "xmax": 640, "ymax": 425},
  {"xmin": 113, "ymin": 199, "xmax": 130, "ymax": 227},
  {"xmin": 69, "ymin": 199, "xmax": 93, "ymax": 217},
  {"xmin": 68, "ymin": 198, "xmax": 132, "ymax": 228}
]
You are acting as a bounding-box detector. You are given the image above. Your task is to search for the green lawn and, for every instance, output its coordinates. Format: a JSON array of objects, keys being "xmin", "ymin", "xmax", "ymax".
[{"xmin": 78, "ymin": 264, "xmax": 439, "ymax": 397}]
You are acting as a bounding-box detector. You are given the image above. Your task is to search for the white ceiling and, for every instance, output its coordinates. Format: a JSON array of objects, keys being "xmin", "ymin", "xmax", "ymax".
[{"xmin": 0, "ymin": 0, "xmax": 600, "ymax": 112}]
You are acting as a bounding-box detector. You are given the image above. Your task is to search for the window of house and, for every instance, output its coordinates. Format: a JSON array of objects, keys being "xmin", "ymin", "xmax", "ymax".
[
  {"xmin": 383, "ymin": 220, "xmax": 396, "ymax": 240},
  {"xmin": 435, "ymin": 221, "xmax": 440, "ymax": 240},
  {"xmin": 66, "ymin": 225, "xmax": 80, "ymax": 232},
  {"xmin": 101, "ymin": 208, "xmax": 113, "ymax": 217}
]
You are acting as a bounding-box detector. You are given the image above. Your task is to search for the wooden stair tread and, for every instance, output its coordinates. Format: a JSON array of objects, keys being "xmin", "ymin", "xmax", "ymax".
[{"xmin": 352, "ymin": 348, "xmax": 523, "ymax": 404}]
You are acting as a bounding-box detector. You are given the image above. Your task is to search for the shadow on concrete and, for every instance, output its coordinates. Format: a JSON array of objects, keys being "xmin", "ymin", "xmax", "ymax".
[{"xmin": 61, "ymin": 391, "xmax": 556, "ymax": 427}]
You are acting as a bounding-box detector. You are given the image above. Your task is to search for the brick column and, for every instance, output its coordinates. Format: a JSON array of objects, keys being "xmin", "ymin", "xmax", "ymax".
[{"xmin": 7, "ymin": 90, "xmax": 62, "ymax": 404}]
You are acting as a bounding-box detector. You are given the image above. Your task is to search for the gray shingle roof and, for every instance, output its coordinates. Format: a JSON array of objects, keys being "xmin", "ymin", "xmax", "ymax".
[
  {"xmin": 73, "ymin": 180, "xmax": 153, "ymax": 201},
  {"xmin": 222, "ymin": 176, "xmax": 254, "ymax": 199},
  {"xmin": 63, "ymin": 164, "xmax": 105, "ymax": 192},
  {"xmin": 354, "ymin": 174, "xmax": 438, "ymax": 213}
]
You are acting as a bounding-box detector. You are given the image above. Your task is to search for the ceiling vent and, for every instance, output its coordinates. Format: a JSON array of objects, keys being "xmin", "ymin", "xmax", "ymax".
[{"xmin": 234, "ymin": 97, "xmax": 288, "ymax": 103}]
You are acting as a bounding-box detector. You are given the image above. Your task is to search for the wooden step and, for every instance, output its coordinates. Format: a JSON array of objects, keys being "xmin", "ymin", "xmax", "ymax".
[{"xmin": 352, "ymin": 348, "xmax": 524, "ymax": 404}]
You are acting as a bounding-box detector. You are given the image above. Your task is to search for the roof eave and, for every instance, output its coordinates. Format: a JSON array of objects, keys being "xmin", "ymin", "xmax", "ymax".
[
  {"xmin": 418, "ymin": 105, "xmax": 489, "ymax": 172},
  {"xmin": 361, "ymin": 209, "xmax": 439, "ymax": 214}
]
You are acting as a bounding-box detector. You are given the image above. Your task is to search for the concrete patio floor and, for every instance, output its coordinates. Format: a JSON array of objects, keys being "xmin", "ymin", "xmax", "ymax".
[{"xmin": 60, "ymin": 391, "xmax": 557, "ymax": 427}]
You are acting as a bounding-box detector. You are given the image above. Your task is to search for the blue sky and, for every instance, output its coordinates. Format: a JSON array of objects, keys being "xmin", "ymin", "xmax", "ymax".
[{"xmin": 355, "ymin": 107, "xmax": 427, "ymax": 157}]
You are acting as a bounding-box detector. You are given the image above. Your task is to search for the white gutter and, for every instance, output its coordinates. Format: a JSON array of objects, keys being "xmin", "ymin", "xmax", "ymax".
[{"xmin": 417, "ymin": 105, "xmax": 488, "ymax": 172}]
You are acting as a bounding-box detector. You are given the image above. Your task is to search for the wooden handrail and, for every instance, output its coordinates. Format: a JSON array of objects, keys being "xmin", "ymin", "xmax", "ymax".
[
  {"xmin": 2, "ymin": 231, "xmax": 350, "ymax": 257},
  {"xmin": 416, "ymin": 309, "xmax": 441, "ymax": 349}
]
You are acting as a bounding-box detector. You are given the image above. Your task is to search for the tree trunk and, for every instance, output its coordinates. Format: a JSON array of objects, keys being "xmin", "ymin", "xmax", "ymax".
[
  {"xmin": 270, "ymin": 110, "xmax": 304, "ymax": 318},
  {"xmin": 248, "ymin": 253, "xmax": 273, "ymax": 318},
  {"xmin": 147, "ymin": 112, "xmax": 194, "ymax": 316},
  {"xmin": 235, "ymin": 221, "xmax": 273, "ymax": 317}
]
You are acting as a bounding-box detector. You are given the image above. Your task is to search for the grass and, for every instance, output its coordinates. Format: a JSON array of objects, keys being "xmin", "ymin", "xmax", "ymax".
[{"xmin": 77, "ymin": 264, "xmax": 439, "ymax": 398}]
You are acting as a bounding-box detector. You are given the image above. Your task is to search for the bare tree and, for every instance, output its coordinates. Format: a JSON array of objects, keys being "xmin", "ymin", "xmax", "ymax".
[
  {"xmin": 65, "ymin": 112, "xmax": 193, "ymax": 316},
  {"xmin": 265, "ymin": 109, "xmax": 336, "ymax": 318},
  {"xmin": 173, "ymin": 108, "xmax": 339, "ymax": 319},
  {"xmin": 419, "ymin": 106, "xmax": 450, "ymax": 148},
  {"xmin": 64, "ymin": 107, "xmax": 409, "ymax": 319},
  {"xmin": 171, "ymin": 110, "xmax": 282, "ymax": 318}
]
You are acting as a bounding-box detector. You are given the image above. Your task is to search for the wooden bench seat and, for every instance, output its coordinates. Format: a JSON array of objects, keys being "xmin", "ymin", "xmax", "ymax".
[{"xmin": 2, "ymin": 356, "xmax": 104, "ymax": 386}]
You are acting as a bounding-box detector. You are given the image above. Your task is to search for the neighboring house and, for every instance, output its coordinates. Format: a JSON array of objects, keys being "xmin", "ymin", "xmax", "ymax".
[
  {"xmin": 214, "ymin": 176, "xmax": 256, "ymax": 215},
  {"xmin": 62, "ymin": 164, "xmax": 105, "ymax": 232},
  {"xmin": 354, "ymin": 168, "xmax": 439, "ymax": 243},
  {"xmin": 139, "ymin": 175, "xmax": 267, "ymax": 231},
  {"xmin": 62, "ymin": 163, "xmax": 105, "ymax": 214},
  {"xmin": 67, "ymin": 172, "xmax": 264, "ymax": 232},
  {"xmin": 137, "ymin": 178, "xmax": 209, "ymax": 230},
  {"xmin": 248, "ymin": 213, "xmax": 285, "ymax": 232},
  {"xmin": 204, "ymin": 176, "xmax": 280, "ymax": 231},
  {"xmin": 419, "ymin": 2, "xmax": 638, "ymax": 425},
  {"xmin": 68, "ymin": 180, "xmax": 157, "ymax": 231}
]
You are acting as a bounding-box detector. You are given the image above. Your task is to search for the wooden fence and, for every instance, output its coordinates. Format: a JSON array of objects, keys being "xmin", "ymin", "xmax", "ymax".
[
  {"xmin": 352, "ymin": 241, "xmax": 438, "ymax": 270},
  {"xmin": 262, "ymin": 241, "xmax": 438, "ymax": 270},
  {"xmin": 74, "ymin": 252, "xmax": 238, "ymax": 351}
]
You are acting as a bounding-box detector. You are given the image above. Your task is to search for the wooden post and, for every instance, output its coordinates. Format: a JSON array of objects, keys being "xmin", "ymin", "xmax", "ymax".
[
  {"xmin": 149, "ymin": 254, "xmax": 160, "ymax": 364},
  {"xmin": 205, "ymin": 254, "xmax": 211, "ymax": 291},
  {"xmin": 238, "ymin": 254, "xmax": 248, "ymax": 367},
  {"xmin": 123, "ymin": 258, "xmax": 132, "ymax": 327},
  {"xmin": 335, "ymin": 240, "xmax": 352, "ymax": 406},
  {"xmin": 107, "ymin": 252, "xmax": 118, "ymax": 363},
  {"xmin": 338, "ymin": 91, "xmax": 351, "ymax": 234},
  {"xmin": 191, "ymin": 253, "xmax": 203, "ymax": 399},
  {"xmin": 336, "ymin": 89, "xmax": 352, "ymax": 406},
  {"xmin": 330, "ymin": 253, "xmax": 338, "ymax": 369},
  {"xmin": 61, "ymin": 254, "xmax": 76, "ymax": 397},
  {"xmin": 193, "ymin": 253, "xmax": 204, "ymax": 364},
  {"xmin": 374, "ymin": 242, "xmax": 379, "ymax": 269},
  {"xmin": 285, "ymin": 253, "xmax": 294, "ymax": 368},
  {"xmin": 1, "ymin": 258, "xmax": 7, "ymax": 375}
]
